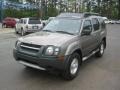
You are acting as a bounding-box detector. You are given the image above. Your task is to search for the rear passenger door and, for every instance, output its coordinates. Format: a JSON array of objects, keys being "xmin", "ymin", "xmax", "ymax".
[{"xmin": 91, "ymin": 18, "xmax": 101, "ymax": 48}]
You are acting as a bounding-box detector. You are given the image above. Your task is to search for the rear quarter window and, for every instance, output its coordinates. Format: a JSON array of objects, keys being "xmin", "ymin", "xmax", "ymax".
[
  {"xmin": 99, "ymin": 18, "xmax": 106, "ymax": 29},
  {"xmin": 19, "ymin": 19, "xmax": 23, "ymax": 23},
  {"xmin": 23, "ymin": 19, "xmax": 27, "ymax": 24}
]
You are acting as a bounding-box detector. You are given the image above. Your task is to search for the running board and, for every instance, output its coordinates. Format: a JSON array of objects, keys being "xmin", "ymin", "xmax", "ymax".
[
  {"xmin": 82, "ymin": 49, "xmax": 99, "ymax": 61},
  {"xmin": 18, "ymin": 61, "xmax": 46, "ymax": 71}
]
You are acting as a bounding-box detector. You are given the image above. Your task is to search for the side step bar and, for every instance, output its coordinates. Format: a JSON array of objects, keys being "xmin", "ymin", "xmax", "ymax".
[
  {"xmin": 18, "ymin": 61, "xmax": 46, "ymax": 71},
  {"xmin": 82, "ymin": 49, "xmax": 99, "ymax": 61}
]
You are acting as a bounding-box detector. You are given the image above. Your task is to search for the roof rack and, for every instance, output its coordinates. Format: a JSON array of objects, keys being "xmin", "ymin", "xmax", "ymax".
[
  {"xmin": 57, "ymin": 12, "xmax": 100, "ymax": 18},
  {"xmin": 83, "ymin": 12, "xmax": 99, "ymax": 17}
]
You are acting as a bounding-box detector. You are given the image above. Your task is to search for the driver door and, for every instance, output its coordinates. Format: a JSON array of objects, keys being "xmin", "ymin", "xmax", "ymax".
[{"xmin": 80, "ymin": 20, "xmax": 96, "ymax": 56}]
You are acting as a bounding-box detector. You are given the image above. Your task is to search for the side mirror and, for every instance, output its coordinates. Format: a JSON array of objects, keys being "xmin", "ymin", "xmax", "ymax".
[{"xmin": 81, "ymin": 29, "xmax": 92, "ymax": 36}]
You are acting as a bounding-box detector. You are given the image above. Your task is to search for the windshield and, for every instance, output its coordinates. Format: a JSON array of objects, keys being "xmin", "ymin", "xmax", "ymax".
[{"xmin": 43, "ymin": 19, "xmax": 82, "ymax": 35}]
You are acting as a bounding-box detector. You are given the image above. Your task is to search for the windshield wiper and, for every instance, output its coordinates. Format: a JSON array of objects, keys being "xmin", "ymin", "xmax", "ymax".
[{"xmin": 55, "ymin": 31, "xmax": 74, "ymax": 35}]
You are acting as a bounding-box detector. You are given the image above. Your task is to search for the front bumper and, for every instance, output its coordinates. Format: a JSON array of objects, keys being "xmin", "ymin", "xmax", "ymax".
[{"xmin": 13, "ymin": 49, "xmax": 70, "ymax": 71}]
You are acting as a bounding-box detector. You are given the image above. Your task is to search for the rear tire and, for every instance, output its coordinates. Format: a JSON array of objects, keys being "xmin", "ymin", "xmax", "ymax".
[
  {"xmin": 62, "ymin": 53, "xmax": 81, "ymax": 80},
  {"xmin": 2, "ymin": 24, "xmax": 6, "ymax": 28},
  {"xmin": 21, "ymin": 29, "xmax": 25, "ymax": 36},
  {"xmin": 95, "ymin": 41, "xmax": 105, "ymax": 57}
]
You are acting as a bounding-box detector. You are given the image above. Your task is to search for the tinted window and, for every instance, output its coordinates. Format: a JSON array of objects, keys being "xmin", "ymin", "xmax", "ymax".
[
  {"xmin": 28, "ymin": 19, "xmax": 41, "ymax": 24},
  {"xmin": 92, "ymin": 18, "xmax": 100, "ymax": 31},
  {"xmin": 99, "ymin": 18, "xmax": 106, "ymax": 29},
  {"xmin": 23, "ymin": 19, "xmax": 27, "ymax": 24},
  {"xmin": 82, "ymin": 20, "xmax": 92, "ymax": 31},
  {"xmin": 19, "ymin": 19, "xmax": 23, "ymax": 23}
]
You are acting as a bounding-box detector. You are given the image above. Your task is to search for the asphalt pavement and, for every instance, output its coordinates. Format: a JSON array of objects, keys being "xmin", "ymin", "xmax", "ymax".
[{"xmin": 0, "ymin": 24, "xmax": 120, "ymax": 90}]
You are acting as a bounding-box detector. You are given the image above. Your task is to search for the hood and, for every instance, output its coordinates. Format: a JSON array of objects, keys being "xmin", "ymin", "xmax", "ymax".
[{"xmin": 19, "ymin": 31, "xmax": 76, "ymax": 46}]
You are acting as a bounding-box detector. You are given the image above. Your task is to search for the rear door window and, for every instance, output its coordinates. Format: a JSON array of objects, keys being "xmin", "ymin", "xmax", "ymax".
[{"xmin": 92, "ymin": 18, "xmax": 100, "ymax": 31}]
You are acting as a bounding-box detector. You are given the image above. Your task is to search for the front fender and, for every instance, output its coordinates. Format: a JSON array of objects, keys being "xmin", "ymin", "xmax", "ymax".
[{"xmin": 65, "ymin": 41, "xmax": 81, "ymax": 56}]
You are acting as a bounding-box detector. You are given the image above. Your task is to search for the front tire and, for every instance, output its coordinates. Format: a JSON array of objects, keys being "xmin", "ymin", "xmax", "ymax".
[
  {"xmin": 62, "ymin": 53, "xmax": 81, "ymax": 80},
  {"xmin": 95, "ymin": 41, "xmax": 105, "ymax": 57}
]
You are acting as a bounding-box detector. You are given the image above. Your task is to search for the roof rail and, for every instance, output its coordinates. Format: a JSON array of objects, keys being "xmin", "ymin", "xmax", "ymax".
[{"xmin": 83, "ymin": 12, "xmax": 100, "ymax": 17}]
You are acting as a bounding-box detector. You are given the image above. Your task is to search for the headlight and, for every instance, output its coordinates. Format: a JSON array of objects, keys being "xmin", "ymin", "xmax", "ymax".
[
  {"xmin": 45, "ymin": 46, "xmax": 60, "ymax": 56},
  {"xmin": 15, "ymin": 40, "xmax": 21, "ymax": 48}
]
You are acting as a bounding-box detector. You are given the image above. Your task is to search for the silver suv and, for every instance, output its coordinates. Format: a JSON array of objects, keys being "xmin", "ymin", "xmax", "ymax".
[
  {"xmin": 15, "ymin": 17, "xmax": 43, "ymax": 36},
  {"xmin": 13, "ymin": 13, "xmax": 107, "ymax": 80}
]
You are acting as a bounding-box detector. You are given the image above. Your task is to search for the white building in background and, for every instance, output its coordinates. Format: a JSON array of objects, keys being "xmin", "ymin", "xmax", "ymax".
[{"xmin": 19, "ymin": 0, "xmax": 27, "ymax": 4}]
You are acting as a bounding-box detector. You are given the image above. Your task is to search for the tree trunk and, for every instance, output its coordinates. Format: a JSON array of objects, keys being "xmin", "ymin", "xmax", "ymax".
[
  {"xmin": 118, "ymin": 0, "xmax": 120, "ymax": 19},
  {"xmin": 97, "ymin": 0, "xmax": 101, "ymax": 14}
]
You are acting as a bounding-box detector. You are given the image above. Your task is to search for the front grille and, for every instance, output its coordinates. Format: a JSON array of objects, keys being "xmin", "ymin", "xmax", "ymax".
[{"xmin": 20, "ymin": 42, "xmax": 41, "ymax": 53}]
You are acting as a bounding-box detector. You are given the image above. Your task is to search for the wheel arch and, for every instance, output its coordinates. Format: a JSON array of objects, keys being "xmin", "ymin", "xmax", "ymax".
[
  {"xmin": 72, "ymin": 49, "xmax": 83, "ymax": 64},
  {"xmin": 64, "ymin": 48, "xmax": 83, "ymax": 70}
]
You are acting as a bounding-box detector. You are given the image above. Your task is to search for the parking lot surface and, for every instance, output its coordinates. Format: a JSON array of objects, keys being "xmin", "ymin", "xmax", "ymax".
[{"xmin": 0, "ymin": 25, "xmax": 120, "ymax": 90}]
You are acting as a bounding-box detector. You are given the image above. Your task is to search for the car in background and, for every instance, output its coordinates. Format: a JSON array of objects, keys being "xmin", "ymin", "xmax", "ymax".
[
  {"xmin": 2, "ymin": 17, "xmax": 16, "ymax": 28},
  {"xmin": 110, "ymin": 20, "xmax": 117, "ymax": 24},
  {"xmin": 104, "ymin": 19, "xmax": 113, "ymax": 24},
  {"xmin": 15, "ymin": 17, "xmax": 43, "ymax": 36},
  {"xmin": 104, "ymin": 19, "xmax": 110, "ymax": 24},
  {"xmin": 104, "ymin": 19, "xmax": 118, "ymax": 24},
  {"xmin": 14, "ymin": 18, "xmax": 19, "ymax": 23},
  {"xmin": 116, "ymin": 20, "xmax": 120, "ymax": 24},
  {"xmin": 102, "ymin": 17, "xmax": 108, "ymax": 24}
]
